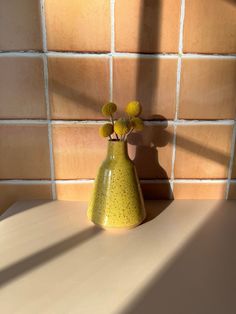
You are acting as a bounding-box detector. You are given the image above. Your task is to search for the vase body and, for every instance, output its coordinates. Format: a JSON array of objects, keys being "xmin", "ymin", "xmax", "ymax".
[{"xmin": 87, "ymin": 141, "xmax": 146, "ymax": 229}]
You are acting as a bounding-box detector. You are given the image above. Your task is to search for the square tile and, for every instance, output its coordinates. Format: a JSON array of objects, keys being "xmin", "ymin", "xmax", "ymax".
[
  {"xmin": 173, "ymin": 182, "xmax": 226, "ymax": 199},
  {"xmin": 184, "ymin": 0, "xmax": 236, "ymax": 53},
  {"xmin": 0, "ymin": 125, "xmax": 51, "ymax": 179},
  {"xmin": 179, "ymin": 58, "xmax": 236, "ymax": 120},
  {"xmin": 56, "ymin": 182, "xmax": 94, "ymax": 201},
  {"xmin": 115, "ymin": 0, "xmax": 181, "ymax": 53},
  {"xmin": 0, "ymin": 57, "xmax": 46, "ymax": 119},
  {"xmin": 113, "ymin": 57, "xmax": 177, "ymax": 120},
  {"xmin": 48, "ymin": 57, "xmax": 110, "ymax": 119},
  {"xmin": 45, "ymin": 0, "xmax": 110, "ymax": 52},
  {"xmin": 141, "ymin": 182, "xmax": 171, "ymax": 200},
  {"xmin": 228, "ymin": 182, "xmax": 236, "ymax": 199},
  {"xmin": 0, "ymin": 0, "xmax": 42, "ymax": 51},
  {"xmin": 0, "ymin": 184, "xmax": 52, "ymax": 214},
  {"xmin": 174, "ymin": 125, "xmax": 233, "ymax": 179}
]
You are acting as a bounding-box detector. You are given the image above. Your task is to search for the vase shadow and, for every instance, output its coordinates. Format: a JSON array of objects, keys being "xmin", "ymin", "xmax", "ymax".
[{"xmin": 128, "ymin": 115, "xmax": 173, "ymax": 223}]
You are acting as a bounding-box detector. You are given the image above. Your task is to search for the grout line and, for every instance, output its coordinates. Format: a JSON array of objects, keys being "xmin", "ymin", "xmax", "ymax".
[
  {"xmin": 0, "ymin": 120, "xmax": 48, "ymax": 125},
  {"xmin": 46, "ymin": 52, "xmax": 110, "ymax": 58},
  {"xmin": 226, "ymin": 122, "xmax": 236, "ymax": 199},
  {"xmin": 182, "ymin": 53, "xmax": 236, "ymax": 59},
  {"xmin": 0, "ymin": 52, "xmax": 44, "ymax": 57},
  {"xmin": 0, "ymin": 179, "xmax": 230, "ymax": 185},
  {"xmin": 0, "ymin": 180, "xmax": 51, "ymax": 185},
  {"xmin": 40, "ymin": 0, "xmax": 56, "ymax": 200},
  {"xmin": 1, "ymin": 51, "xmax": 236, "ymax": 59},
  {"xmin": 174, "ymin": 179, "xmax": 228, "ymax": 184},
  {"xmin": 56, "ymin": 179, "xmax": 95, "ymax": 184},
  {"xmin": 52, "ymin": 120, "xmax": 107, "ymax": 125},
  {"xmin": 170, "ymin": 0, "xmax": 186, "ymax": 198},
  {"xmin": 110, "ymin": 52, "xmax": 178, "ymax": 58},
  {"xmin": 0, "ymin": 119, "xmax": 234, "ymax": 125},
  {"xmin": 173, "ymin": 119, "xmax": 235, "ymax": 125}
]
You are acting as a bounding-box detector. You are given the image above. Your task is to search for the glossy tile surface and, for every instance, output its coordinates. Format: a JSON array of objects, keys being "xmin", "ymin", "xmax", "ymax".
[
  {"xmin": 56, "ymin": 183, "xmax": 94, "ymax": 201},
  {"xmin": 45, "ymin": 0, "xmax": 110, "ymax": 52},
  {"xmin": 228, "ymin": 182, "xmax": 236, "ymax": 199},
  {"xmin": 113, "ymin": 57, "xmax": 177, "ymax": 119},
  {"xmin": 0, "ymin": 0, "xmax": 42, "ymax": 51},
  {"xmin": 0, "ymin": 125, "xmax": 51, "ymax": 179},
  {"xmin": 48, "ymin": 57, "xmax": 110, "ymax": 119},
  {"xmin": 174, "ymin": 183, "xmax": 226, "ymax": 199},
  {"xmin": 179, "ymin": 59, "xmax": 236, "ymax": 120},
  {"xmin": 115, "ymin": 0, "xmax": 181, "ymax": 53},
  {"xmin": 52, "ymin": 125, "xmax": 107, "ymax": 179},
  {"xmin": 174, "ymin": 125, "xmax": 233, "ymax": 179},
  {"xmin": 184, "ymin": 0, "xmax": 236, "ymax": 53},
  {"xmin": 0, "ymin": 57, "xmax": 46, "ymax": 119}
]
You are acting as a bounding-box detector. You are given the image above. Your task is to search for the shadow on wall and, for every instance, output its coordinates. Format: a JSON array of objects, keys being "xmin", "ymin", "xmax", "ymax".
[
  {"xmin": 128, "ymin": 116, "xmax": 170, "ymax": 180},
  {"xmin": 127, "ymin": 1, "xmax": 171, "ymax": 197},
  {"xmin": 48, "ymin": 0, "xmax": 234, "ymax": 199},
  {"xmin": 224, "ymin": 0, "xmax": 236, "ymax": 5},
  {"xmin": 119, "ymin": 201, "xmax": 236, "ymax": 314},
  {"xmin": 51, "ymin": 79, "xmax": 124, "ymax": 119}
]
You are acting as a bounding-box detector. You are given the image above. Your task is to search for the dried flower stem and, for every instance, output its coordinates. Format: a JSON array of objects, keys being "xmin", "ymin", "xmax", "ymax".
[
  {"xmin": 125, "ymin": 127, "xmax": 134, "ymax": 141},
  {"xmin": 110, "ymin": 114, "xmax": 119, "ymax": 140}
]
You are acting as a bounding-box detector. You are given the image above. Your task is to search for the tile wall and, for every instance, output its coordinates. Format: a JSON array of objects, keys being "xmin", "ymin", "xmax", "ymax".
[{"xmin": 0, "ymin": 0, "xmax": 236, "ymax": 212}]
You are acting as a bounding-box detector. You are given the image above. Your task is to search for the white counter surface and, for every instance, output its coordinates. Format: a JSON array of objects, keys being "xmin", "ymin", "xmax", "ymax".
[{"xmin": 1, "ymin": 200, "xmax": 236, "ymax": 314}]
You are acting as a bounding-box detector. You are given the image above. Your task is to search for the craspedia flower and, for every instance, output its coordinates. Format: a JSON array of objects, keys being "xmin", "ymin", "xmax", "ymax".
[
  {"xmin": 99, "ymin": 123, "xmax": 113, "ymax": 138},
  {"xmin": 131, "ymin": 117, "xmax": 144, "ymax": 131},
  {"xmin": 114, "ymin": 118, "xmax": 131, "ymax": 136},
  {"xmin": 125, "ymin": 101, "xmax": 142, "ymax": 117},
  {"xmin": 101, "ymin": 102, "xmax": 117, "ymax": 117}
]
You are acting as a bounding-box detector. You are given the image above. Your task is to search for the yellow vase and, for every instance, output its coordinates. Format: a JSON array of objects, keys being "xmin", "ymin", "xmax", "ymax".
[{"xmin": 87, "ymin": 140, "xmax": 146, "ymax": 229}]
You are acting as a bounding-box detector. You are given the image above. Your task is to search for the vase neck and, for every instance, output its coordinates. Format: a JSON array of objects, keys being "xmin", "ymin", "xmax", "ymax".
[{"xmin": 106, "ymin": 141, "xmax": 129, "ymax": 160}]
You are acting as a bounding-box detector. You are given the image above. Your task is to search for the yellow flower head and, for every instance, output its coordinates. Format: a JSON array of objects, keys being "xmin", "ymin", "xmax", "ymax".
[
  {"xmin": 99, "ymin": 123, "xmax": 113, "ymax": 138},
  {"xmin": 131, "ymin": 117, "xmax": 144, "ymax": 132},
  {"xmin": 101, "ymin": 102, "xmax": 117, "ymax": 117},
  {"xmin": 114, "ymin": 118, "xmax": 131, "ymax": 136},
  {"xmin": 125, "ymin": 101, "xmax": 142, "ymax": 117}
]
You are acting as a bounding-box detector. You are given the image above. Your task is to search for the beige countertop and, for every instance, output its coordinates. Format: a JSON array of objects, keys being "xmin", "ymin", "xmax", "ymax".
[{"xmin": 0, "ymin": 200, "xmax": 236, "ymax": 314}]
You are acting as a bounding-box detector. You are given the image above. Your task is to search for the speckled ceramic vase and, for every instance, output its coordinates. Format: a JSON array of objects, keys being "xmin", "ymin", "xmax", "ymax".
[{"xmin": 87, "ymin": 140, "xmax": 146, "ymax": 229}]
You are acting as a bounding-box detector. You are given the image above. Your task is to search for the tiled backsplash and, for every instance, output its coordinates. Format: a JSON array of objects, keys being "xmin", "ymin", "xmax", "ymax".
[{"xmin": 0, "ymin": 0, "xmax": 236, "ymax": 212}]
